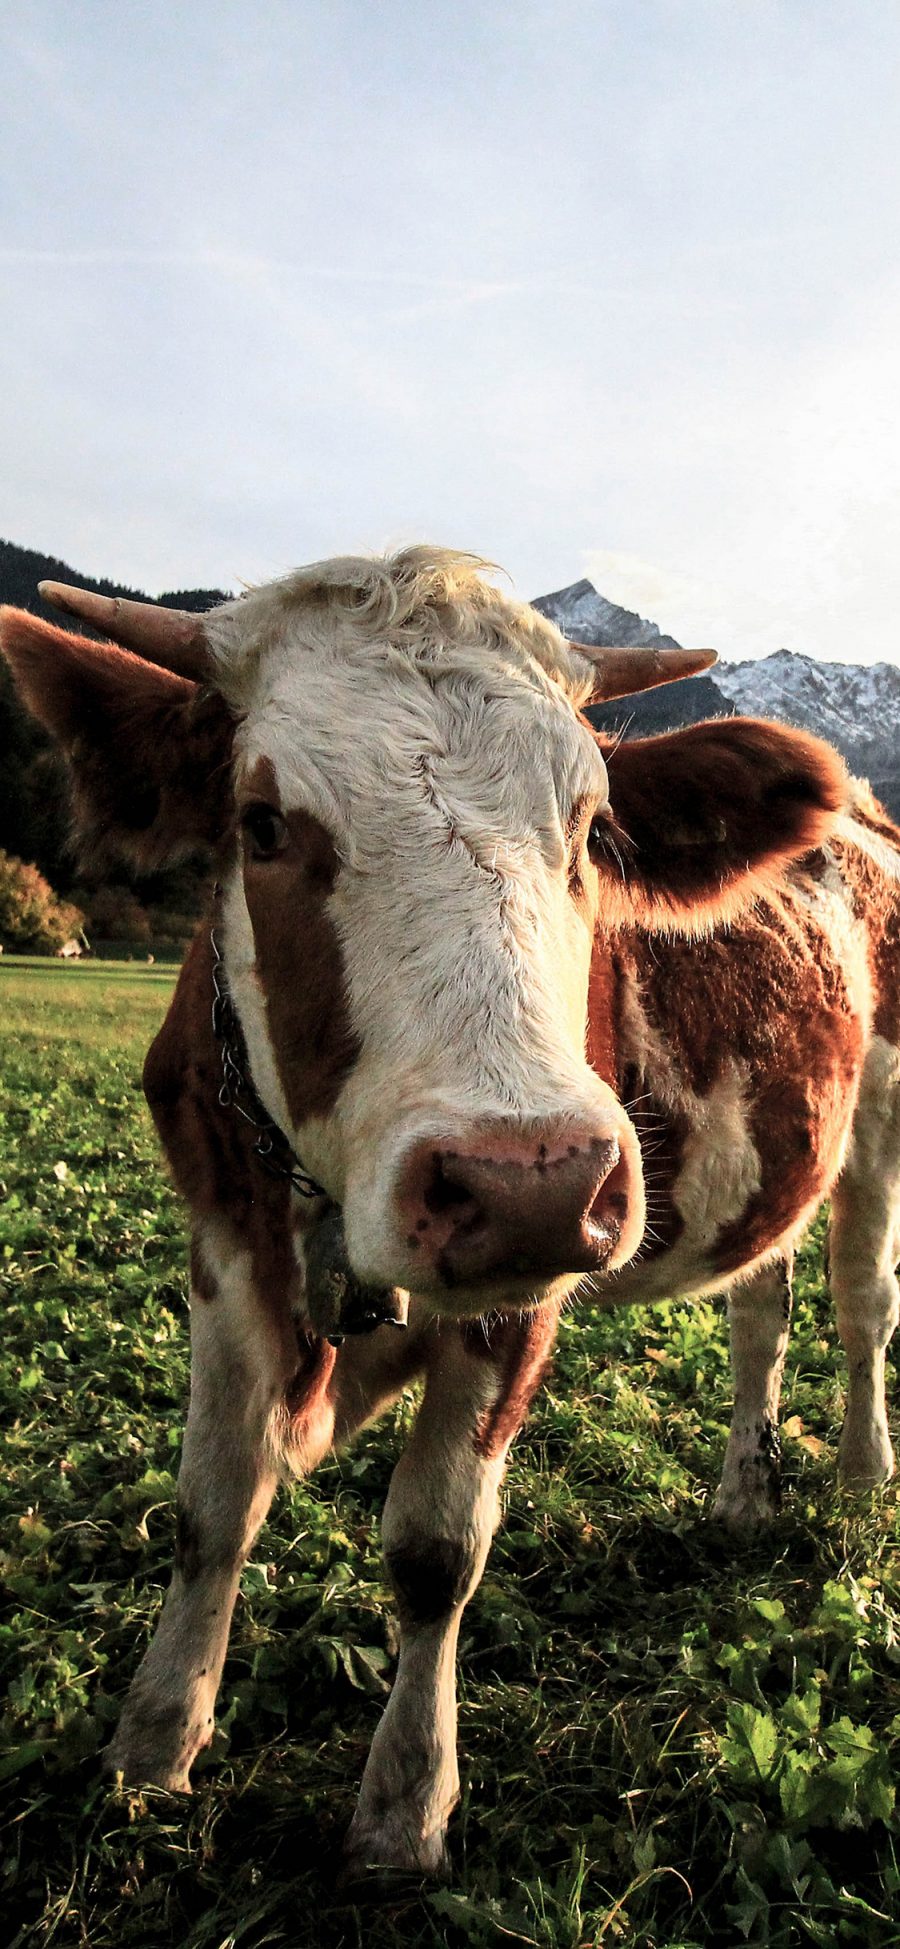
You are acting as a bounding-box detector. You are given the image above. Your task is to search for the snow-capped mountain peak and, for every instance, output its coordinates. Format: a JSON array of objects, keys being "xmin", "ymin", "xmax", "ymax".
[
  {"xmin": 532, "ymin": 578, "xmax": 900, "ymax": 818},
  {"xmin": 532, "ymin": 579, "xmax": 680, "ymax": 650}
]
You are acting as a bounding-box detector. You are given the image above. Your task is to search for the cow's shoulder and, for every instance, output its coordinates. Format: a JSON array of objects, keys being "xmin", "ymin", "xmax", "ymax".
[
  {"xmin": 595, "ymin": 880, "xmax": 870, "ymax": 1284},
  {"xmin": 615, "ymin": 873, "xmax": 864, "ymax": 1101}
]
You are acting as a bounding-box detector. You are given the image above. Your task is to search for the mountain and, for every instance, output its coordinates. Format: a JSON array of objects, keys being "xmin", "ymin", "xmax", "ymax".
[
  {"xmin": 0, "ymin": 537, "xmax": 227, "ymax": 625},
  {"xmin": 539, "ymin": 578, "xmax": 900, "ymax": 820},
  {"xmin": 714, "ymin": 649, "xmax": 900, "ymax": 816},
  {"xmin": 533, "ymin": 578, "xmax": 682, "ymax": 651}
]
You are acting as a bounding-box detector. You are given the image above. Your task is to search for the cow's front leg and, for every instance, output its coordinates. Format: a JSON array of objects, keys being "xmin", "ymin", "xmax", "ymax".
[
  {"xmin": 713, "ymin": 1252, "xmax": 793, "ymax": 1530},
  {"xmin": 344, "ymin": 1307, "xmax": 557, "ymax": 1882},
  {"xmin": 106, "ymin": 1223, "xmax": 300, "ymax": 1790}
]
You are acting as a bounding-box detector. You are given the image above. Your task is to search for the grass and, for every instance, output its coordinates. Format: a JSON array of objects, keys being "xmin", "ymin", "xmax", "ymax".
[{"xmin": 1, "ymin": 959, "xmax": 898, "ymax": 1949}]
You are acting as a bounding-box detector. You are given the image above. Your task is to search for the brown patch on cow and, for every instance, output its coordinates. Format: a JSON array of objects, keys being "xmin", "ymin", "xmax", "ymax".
[
  {"xmin": 0, "ymin": 610, "xmax": 235, "ymax": 870},
  {"xmin": 830, "ymin": 832, "xmax": 900, "ymax": 1046},
  {"xmin": 593, "ymin": 717, "xmax": 847, "ymax": 932},
  {"xmin": 239, "ymin": 798, "xmax": 359, "ymax": 1126},
  {"xmin": 464, "ymin": 1306, "xmax": 560, "ymax": 1460},
  {"xmin": 284, "ymin": 1330, "xmax": 338, "ymax": 1421},
  {"xmin": 143, "ymin": 923, "xmax": 302, "ymax": 1353},
  {"xmin": 240, "ymin": 754, "xmax": 282, "ymax": 812},
  {"xmin": 585, "ymin": 941, "xmax": 621, "ymax": 1089}
]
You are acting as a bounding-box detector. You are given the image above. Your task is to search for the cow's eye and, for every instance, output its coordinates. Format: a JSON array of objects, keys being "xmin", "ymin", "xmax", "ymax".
[
  {"xmin": 241, "ymin": 804, "xmax": 287, "ymax": 859},
  {"xmin": 587, "ymin": 810, "xmax": 613, "ymax": 860}
]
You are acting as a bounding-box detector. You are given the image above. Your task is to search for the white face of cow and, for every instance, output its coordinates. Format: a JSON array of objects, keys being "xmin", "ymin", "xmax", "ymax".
[{"xmin": 207, "ymin": 554, "xmax": 645, "ymax": 1316}]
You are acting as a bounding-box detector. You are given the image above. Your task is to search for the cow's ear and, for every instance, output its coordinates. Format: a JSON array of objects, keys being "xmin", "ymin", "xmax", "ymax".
[
  {"xmin": 595, "ymin": 717, "xmax": 848, "ymax": 931},
  {"xmin": 0, "ymin": 607, "xmax": 235, "ymax": 869}
]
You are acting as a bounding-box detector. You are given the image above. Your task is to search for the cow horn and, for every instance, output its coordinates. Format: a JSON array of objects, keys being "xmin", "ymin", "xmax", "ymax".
[
  {"xmin": 573, "ymin": 642, "xmax": 717, "ymax": 704},
  {"xmin": 37, "ymin": 581, "xmax": 214, "ymax": 681}
]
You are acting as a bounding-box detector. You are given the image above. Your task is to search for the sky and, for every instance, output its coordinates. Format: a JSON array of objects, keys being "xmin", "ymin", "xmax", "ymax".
[{"xmin": 1, "ymin": 0, "xmax": 899, "ymax": 664}]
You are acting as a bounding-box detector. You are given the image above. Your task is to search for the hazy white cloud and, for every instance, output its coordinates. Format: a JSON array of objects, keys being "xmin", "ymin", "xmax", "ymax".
[
  {"xmin": 584, "ymin": 269, "xmax": 900, "ymax": 663},
  {"xmin": 1, "ymin": 0, "xmax": 899, "ymax": 661}
]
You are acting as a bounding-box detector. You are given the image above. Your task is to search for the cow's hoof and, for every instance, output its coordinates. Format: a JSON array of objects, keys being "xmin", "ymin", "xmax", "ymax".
[
  {"xmin": 838, "ymin": 1426, "xmax": 896, "ymax": 1492},
  {"xmin": 710, "ymin": 1485, "xmax": 779, "ymax": 1535},
  {"xmin": 341, "ymin": 1815, "xmax": 451, "ymax": 1890},
  {"xmin": 336, "ymin": 1860, "xmax": 436, "ymax": 1905},
  {"xmin": 104, "ymin": 1731, "xmax": 196, "ymax": 1795}
]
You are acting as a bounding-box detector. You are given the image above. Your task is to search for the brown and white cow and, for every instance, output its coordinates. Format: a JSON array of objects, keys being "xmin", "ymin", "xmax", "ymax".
[{"xmin": 2, "ymin": 548, "xmax": 898, "ymax": 1882}]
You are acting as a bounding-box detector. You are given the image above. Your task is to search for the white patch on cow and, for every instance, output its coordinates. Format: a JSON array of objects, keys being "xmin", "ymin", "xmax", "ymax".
[
  {"xmin": 792, "ymin": 845, "xmax": 874, "ymax": 1035},
  {"xmin": 204, "ymin": 548, "xmax": 597, "ymax": 714},
  {"xmin": 829, "ymin": 1033, "xmax": 900, "ymax": 1487},
  {"xmin": 835, "ymin": 793, "xmax": 900, "ymax": 883},
  {"xmin": 618, "ymin": 989, "xmax": 760, "ymax": 1249},
  {"xmin": 673, "ymin": 1065, "xmax": 762, "ymax": 1248}
]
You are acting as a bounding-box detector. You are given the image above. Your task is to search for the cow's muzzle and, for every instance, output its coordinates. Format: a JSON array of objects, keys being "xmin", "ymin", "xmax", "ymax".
[{"xmin": 396, "ymin": 1119, "xmax": 640, "ymax": 1290}]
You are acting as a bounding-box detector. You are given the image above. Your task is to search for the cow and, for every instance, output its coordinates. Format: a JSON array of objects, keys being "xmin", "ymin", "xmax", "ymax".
[{"xmin": 1, "ymin": 548, "xmax": 897, "ymax": 1884}]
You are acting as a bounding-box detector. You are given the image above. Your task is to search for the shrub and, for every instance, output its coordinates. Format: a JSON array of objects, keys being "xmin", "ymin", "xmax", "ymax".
[{"xmin": 0, "ymin": 849, "xmax": 85, "ymax": 954}]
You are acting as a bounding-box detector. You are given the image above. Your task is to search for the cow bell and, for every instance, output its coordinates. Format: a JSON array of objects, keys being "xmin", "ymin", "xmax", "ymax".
[{"xmin": 303, "ymin": 1203, "xmax": 409, "ymax": 1343}]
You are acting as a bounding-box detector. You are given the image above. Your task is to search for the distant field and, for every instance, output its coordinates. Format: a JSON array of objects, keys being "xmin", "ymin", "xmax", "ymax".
[{"xmin": 1, "ymin": 962, "xmax": 898, "ymax": 1949}]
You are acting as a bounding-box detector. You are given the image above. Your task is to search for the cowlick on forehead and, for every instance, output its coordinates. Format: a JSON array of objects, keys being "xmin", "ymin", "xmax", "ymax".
[{"xmin": 203, "ymin": 546, "xmax": 596, "ymax": 709}]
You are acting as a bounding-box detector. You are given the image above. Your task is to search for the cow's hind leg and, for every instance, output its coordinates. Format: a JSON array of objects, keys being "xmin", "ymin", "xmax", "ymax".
[
  {"xmin": 343, "ymin": 1308, "xmax": 557, "ymax": 1882},
  {"xmin": 713, "ymin": 1252, "xmax": 793, "ymax": 1531},
  {"xmin": 829, "ymin": 1036, "xmax": 900, "ymax": 1490}
]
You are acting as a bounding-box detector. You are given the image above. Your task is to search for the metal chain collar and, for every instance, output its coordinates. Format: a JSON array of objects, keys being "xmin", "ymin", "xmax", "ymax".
[{"xmin": 209, "ymin": 905, "xmax": 326, "ymax": 1201}]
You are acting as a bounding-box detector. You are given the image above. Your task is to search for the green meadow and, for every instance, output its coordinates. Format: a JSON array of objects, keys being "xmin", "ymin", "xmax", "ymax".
[{"xmin": 1, "ymin": 960, "xmax": 898, "ymax": 1948}]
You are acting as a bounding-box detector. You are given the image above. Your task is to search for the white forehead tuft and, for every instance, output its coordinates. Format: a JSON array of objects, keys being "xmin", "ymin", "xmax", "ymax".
[{"xmin": 202, "ymin": 546, "xmax": 594, "ymax": 712}]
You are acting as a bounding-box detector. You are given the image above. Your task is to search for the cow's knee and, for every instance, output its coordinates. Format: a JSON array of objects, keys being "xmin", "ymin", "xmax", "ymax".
[{"xmin": 386, "ymin": 1533, "xmax": 479, "ymax": 1627}]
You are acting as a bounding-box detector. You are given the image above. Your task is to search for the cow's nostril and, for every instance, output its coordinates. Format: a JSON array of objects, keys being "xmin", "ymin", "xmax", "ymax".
[
  {"xmin": 591, "ymin": 1151, "xmax": 630, "ymax": 1235},
  {"xmin": 423, "ymin": 1153, "xmax": 480, "ymax": 1218}
]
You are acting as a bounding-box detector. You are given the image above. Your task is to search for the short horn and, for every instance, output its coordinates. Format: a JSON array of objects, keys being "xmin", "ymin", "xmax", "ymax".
[
  {"xmin": 573, "ymin": 642, "xmax": 717, "ymax": 705},
  {"xmin": 38, "ymin": 581, "xmax": 213, "ymax": 680}
]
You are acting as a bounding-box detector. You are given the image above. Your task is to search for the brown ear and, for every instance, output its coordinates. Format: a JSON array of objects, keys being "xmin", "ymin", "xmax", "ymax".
[
  {"xmin": 0, "ymin": 607, "xmax": 235, "ymax": 870},
  {"xmin": 595, "ymin": 717, "xmax": 848, "ymax": 931}
]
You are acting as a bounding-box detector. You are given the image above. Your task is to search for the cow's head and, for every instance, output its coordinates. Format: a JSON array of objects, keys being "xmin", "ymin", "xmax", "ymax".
[{"xmin": 0, "ymin": 549, "xmax": 845, "ymax": 1317}]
